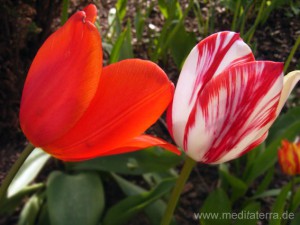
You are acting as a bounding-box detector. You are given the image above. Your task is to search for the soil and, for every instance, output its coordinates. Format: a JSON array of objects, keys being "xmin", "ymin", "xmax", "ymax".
[{"xmin": 0, "ymin": 0, "xmax": 299, "ymax": 225}]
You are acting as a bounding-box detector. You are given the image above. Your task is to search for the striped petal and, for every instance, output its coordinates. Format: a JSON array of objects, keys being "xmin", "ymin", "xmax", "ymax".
[
  {"xmin": 184, "ymin": 61, "xmax": 283, "ymax": 163},
  {"xmin": 168, "ymin": 31, "xmax": 254, "ymax": 147},
  {"xmin": 43, "ymin": 59, "xmax": 175, "ymax": 161},
  {"xmin": 20, "ymin": 5, "xmax": 102, "ymax": 147}
]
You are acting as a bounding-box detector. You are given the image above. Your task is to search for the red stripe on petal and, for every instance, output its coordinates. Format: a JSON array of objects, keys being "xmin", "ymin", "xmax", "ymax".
[
  {"xmin": 237, "ymin": 132, "xmax": 268, "ymax": 158},
  {"xmin": 191, "ymin": 31, "xmax": 254, "ymax": 103},
  {"xmin": 184, "ymin": 61, "xmax": 283, "ymax": 163},
  {"xmin": 170, "ymin": 31, "xmax": 254, "ymax": 150}
]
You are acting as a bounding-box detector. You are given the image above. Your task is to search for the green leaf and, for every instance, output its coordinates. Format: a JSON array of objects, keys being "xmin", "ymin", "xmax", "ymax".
[
  {"xmin": 143, "ymin": 170, "xmax": 177, "ymax": 187},
  {"xmin": 116, "ymin": 0, "xmax": 127, "ymax": 20},
  {"xmin": 18, "ymin": 194, "xmax": 42, "ymax": 225},
  {"xmin": 36, "ymin": 204, "xmax": 51, "ymax": 225},
  {"xmin": 107, "ymin": 7, "xmax": 122, "ymax": 38},
  {"xmin": 234, "ymin": 202, "xmax": 261, "ymax": 225},
  {"xmin": 109, "ymin": 20, "xmax": 133, "ymax": 63},
  {"xmin": 158, "ymin": 0, "xmax": 182, "ymax": 19},
  {"xmin": 134, "ymin": 8, "xmax": 145, "ymax": 41},
  {"xmin": 102, "ymin": 42, "xmax": 113, "ymax": 55},
  {"xmin": 158, "ymin": 0, "xmax": 168, "ymax": 18},
  {"xmin": 199, "ymin": 188, "xmax": 232, "ymax": 225},
  {"xmin": 243, "ymin": 143, "xmax": 265, "ymax": 179},
  {"xmin": 102, "ymin": 178, "xmax": 176, "ymax": 225},
  {"xmin": 67, "ymin": 147, "xmax": 182, "ymax": 175},
  {"xmin": 112, "ymin": 173, "xmax": 144, "ymax": 195},
  {"xmin": 8, "ymin": 148, "xmax": 50, "ymax": 197},
  {"xmin": 291, "ymin": 185, "xmax": 300, "ymax": 212},
  {"xmin": 47, "ymin": 171, "xmax": 105, "ymax": 225},
  {"xmin": 169, "ymin": 23, "xmax": 197, "ymax": 68},
  {"xmin": 269, "ymin": 183, "xmax": 291, "ymax": 225},
  {"xmin": 112, "ymin": 173, "xmax": 177, "ymax": 225},
  {"xmin": 251, "ymin": 189, "xmax": 281, "ymax": 200},
  {"xmin": 219, "ymin": 168, "xmax": 248, "ymax": 202},
  {"xmin": 267, "ymin": 107, "xmax": 300, "ymax": 144},
  {"xmin": 255, "ymin": 166, "xmax": 274, "ymax": 194},
  {"xmin": 1, "ymin": 183, "xmax": 44, "ymax": 214},
  {"xmin": 134, "ymin": 2, "xmax": 153, "ymax": 42},
  {"xmin": 291, "ymin": 213, "xmax": 300, "ymax": 225}
]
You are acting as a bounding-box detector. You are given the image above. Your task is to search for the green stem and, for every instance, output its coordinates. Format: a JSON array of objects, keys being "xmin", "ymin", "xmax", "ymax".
[
  {"xmin": 61, "ymin": 0, "xmax": 69, "ymax": 25},
  {"xmin": 284, "ymin": 34, "xmax": 300, "ymax": 73},
  {"xmin": 231, "ymin": 0, "xmax": 241, "ymax": 31},
  {"xmin": 245, "ymin": 0, "xmax": 266, "ymax": 43},
  {"xmin": 288, "ymin": 176, "xmax": 296, "ymax": 212},
  {"xmin": 0, "ymin": 143, "xmax": 35, "ymax": 205},
  {"xmin": 161, "ymin": 156, "xmax": 197, "ymax": 225}
]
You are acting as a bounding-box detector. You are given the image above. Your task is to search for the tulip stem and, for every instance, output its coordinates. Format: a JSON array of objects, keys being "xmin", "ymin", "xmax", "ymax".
[
  {"xmin": 0, "ymin": 143, "xmax": 35, "ymax": 205},
  {"xmin": 161, "ymin": 156, "xmax": 197, "ymax": 225},
  {"xmin": 284, "ymin": 34, "xmax": 300, "ymax": 73},
  {"xmin": 288, "ymin": 176, "xmax": 296, "ymax": 213}
]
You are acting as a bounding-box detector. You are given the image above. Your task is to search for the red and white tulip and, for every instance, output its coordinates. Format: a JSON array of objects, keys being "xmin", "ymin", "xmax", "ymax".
[{"xmin": 167, "ymin": 31, "xmax": 300, "ymax": 164}]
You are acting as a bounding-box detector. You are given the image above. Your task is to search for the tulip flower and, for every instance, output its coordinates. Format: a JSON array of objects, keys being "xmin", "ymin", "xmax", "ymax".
[
  {"xmin": 278, "ymin": 140, "xmax": 300, "ymax": 175},
  {"xmin": 19, "ymin": 4, "xmax": 180, "ymax": 161},
  {"xmin": 167, "ymin": 31, "xmax": 300, "ymax": 164}
]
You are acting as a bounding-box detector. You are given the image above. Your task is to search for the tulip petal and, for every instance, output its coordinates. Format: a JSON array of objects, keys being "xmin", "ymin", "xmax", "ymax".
[
  {"xmin": 184, "ymin": 61, "xmax": 283, "ymax": 163},
  {"xmin": 44, "ymin": 59, "xmax": 174, "ymax": 161},
  {"xmin": 219, "ymin": 70, "xmax": 300, "ymax": 163},
  {"xmin": 278, "ymin": 140, "xmax": 300, "ymax": 175},
  {"xmin": 276, "ymin": 70, "xmax": 300, "ymax": 115},
  {"xmin": 105, "ymin": 135, "xmax": 181, "ymax": 156},
  {"xmin": 20, "ymin": 8, "xmax": 102, "ymax": 147},
  {"xmin": 216, "ymin": 131, "xmax": 268, "ymax": 164},
  {"xmin": 53, "ymin": 135, "xmax": 180, "ymax": 161},
  {"xmin": 83, "ymin": 4, "xmax": 97, "ymax": 24},
  {"xmin": 169, "ymin": 31, "xmax": 254, "ymax": 147}
]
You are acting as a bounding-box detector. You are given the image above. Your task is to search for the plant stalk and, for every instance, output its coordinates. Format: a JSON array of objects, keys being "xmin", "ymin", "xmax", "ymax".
[
  {"xmin": 284, "ymin": 34, "xmax": 300, "ymax": 73},
  {"xmin": 61, "ymin": 0, "xmax": 69, "ymax": 25},
  {"xmin": 231, "ymin": 0, "xmax": 241, "ymax": 31},
  {"xmin": 161, "ymin": 156, "xmax": 197, "ymax": 225}
]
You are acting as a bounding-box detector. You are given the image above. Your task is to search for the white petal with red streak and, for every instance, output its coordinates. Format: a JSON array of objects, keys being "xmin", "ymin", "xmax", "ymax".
[
  {"xmin": 171, "ymin": 31, "xmax": 254, "ymax": 149},
  {"xmin": 185, "ymin": 61, "xmax": 283, "ymax": 163}
]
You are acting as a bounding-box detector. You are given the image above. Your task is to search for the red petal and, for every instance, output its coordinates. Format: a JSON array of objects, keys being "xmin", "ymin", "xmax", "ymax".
[
  {"xmin": 184, "ymin": 61, "xmax": 283, "ymax": 163},
  {"xmin": 106, "ymin": 135, "xmax": 181, "ymax": 156},
  {"xmin": 53, "ymin": 135, "xmax": 180, "ymax": 161},
  {"xmin": 83, "ymin": 4, "xmax": 97, "ymax": 24},
  {"xmin": 20, "ymin": 9, "xmax": 102, "ymax": 147},
  {"xmin": 44, "ymin": 59, "xmax": 174, "ymax": 161}
]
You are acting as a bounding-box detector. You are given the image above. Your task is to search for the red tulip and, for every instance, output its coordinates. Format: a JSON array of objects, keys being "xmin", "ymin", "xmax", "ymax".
[
  {"xmin": 20, "ymin": 4, "xmax": 180, "ymax": 161},
  {"xmin": 167, "ymin": 31, "xmax": 300, "ymax": 164},
  {"xmin": 278, "ymin": 140, "xmax": 300, "ymax": 175}
]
